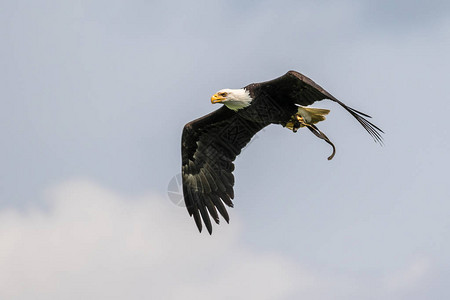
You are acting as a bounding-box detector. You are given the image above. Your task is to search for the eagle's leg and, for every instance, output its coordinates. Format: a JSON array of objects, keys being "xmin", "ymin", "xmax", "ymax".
[
  {"xmin": 285, "ymin": 115, "xmax": 304, "ymax": 133},
  {"xmin": 285, "ymin": 107, "xmax": 330, "ymax": 133}
]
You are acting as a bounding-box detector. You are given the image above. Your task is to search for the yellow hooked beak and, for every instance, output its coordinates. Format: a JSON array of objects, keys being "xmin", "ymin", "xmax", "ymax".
[{"xmin": 211, "ymin": 94, "xmax": 226, "ymax": 104}]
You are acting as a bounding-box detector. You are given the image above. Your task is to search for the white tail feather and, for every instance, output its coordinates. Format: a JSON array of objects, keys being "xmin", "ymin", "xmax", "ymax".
[{"xmin": 297, "ymin": 106, "xmax": 330, "ymax": 124}]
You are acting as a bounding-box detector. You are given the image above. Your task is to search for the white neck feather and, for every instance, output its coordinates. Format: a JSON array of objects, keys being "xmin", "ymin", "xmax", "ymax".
[{"xmin": 220, "ymin": 88, "xmax": 253, "ymax": 111}]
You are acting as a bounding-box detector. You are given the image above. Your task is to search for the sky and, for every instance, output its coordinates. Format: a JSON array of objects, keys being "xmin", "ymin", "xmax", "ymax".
[{"xmin": 1, "ymin": 0, "xmax": 450, "ymax": 299}]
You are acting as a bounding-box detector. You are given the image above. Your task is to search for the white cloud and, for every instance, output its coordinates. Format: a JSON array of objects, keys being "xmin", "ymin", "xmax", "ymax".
[
  {"xmin": 384, "ymin": 257, "xmax": 432, "ymax": 294},
  {"xmin": 0, "ymin": 180, "xmax": 314, "ymax": 300},
  {"xmin": 0, "ymin": 180, "xmax": 439, "ymax": 300}
]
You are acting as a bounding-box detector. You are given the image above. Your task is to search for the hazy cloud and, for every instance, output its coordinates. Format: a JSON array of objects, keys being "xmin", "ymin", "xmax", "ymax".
[
  {"xmin": 0, "ymin": 180, "xmax": 310, "ymax": 299},
  {"xmin": 0, "ymin": 180, "xmax": 442, "ymax": 300}
]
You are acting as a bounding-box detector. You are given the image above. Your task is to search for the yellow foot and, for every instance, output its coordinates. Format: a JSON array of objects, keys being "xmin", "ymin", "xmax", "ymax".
[{"xmin": 286, "ymin": 114, "xmax": 307, "ymax": 133}]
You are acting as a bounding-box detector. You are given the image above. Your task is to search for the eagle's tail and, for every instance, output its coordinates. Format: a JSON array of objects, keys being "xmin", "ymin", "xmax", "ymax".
[{"xmin": 297, "ymin": 106, "xmax": 330, "ymax": 125}]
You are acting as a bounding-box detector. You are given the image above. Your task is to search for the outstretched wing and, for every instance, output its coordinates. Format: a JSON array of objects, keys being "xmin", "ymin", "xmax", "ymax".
[
  {"xmin": 251, "ymin": 70, "xmax": 383, "ymax": 143},
  {"xmin": 181, "ymin": 106, "xmax": 265, "ymax": 234}
]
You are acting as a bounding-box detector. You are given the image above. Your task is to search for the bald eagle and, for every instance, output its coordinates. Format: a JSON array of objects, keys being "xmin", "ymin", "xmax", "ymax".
[{"xmin": 181, "ymin": 71, "xmax": 383, "ymax": 234}]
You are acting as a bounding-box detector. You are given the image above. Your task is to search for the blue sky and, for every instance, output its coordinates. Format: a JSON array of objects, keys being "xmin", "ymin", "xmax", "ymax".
[{"xmin": 1, "ymin": 1, "xmax": 450, "ymax": 299}]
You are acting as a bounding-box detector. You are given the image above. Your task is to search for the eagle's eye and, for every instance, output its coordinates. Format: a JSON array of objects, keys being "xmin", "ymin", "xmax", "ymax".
[{"xmin": 219, "ymin": 92, "xmax": 228, "ymax": 97}]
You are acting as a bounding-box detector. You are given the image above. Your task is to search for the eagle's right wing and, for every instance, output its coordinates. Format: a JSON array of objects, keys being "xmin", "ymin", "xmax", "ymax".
[{"xmin": 181, "ymin": 106, "xmax": 265, "ymax": 234}]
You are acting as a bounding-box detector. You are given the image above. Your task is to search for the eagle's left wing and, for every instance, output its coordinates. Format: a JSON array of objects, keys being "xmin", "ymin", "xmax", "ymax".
[{"xmin": 252, "ymin": 70, "xmax": 384, "ymax": 144}]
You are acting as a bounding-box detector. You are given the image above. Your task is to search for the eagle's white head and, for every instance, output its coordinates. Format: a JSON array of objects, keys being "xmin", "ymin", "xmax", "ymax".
[{"xmin": 210, "ymin": 88, "xmax": 253, "ymax": 111}]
